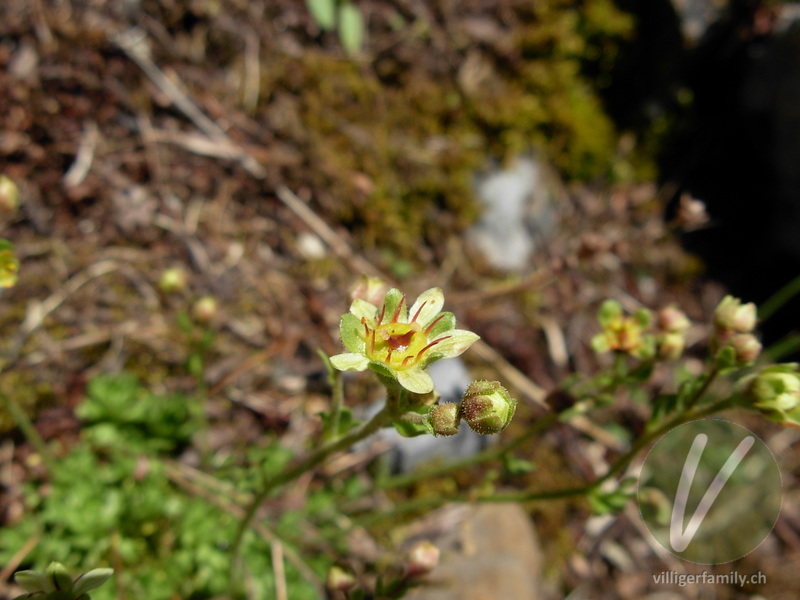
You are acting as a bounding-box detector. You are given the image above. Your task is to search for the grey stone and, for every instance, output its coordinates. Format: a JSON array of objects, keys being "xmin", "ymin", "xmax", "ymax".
[
  {"xmin": 467, "ymin": 154, "xmax": 563, "ymax": 273},
  {"xmin": 404, "ymin": 503, "xmax": 543, "ymax": 600}
]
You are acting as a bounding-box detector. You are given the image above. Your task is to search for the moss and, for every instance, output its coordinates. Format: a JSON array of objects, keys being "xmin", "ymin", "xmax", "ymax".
[{"xmin": 257, "ymin": 1, "xmax": 634, "ymax": 259}]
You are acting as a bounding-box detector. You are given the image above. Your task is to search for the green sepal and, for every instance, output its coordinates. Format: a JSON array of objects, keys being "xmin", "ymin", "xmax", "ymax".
[
  {"xmin": 47, "ymin": 563, "xmax": 73, "ymax": 592},
  {"xmin": 392, "ymin": 406, "xmax": 434, "ymax": 438},
  {"xmin": 367, "ymin": 360, "xmax": 395, "ymax": 379},
  {"xmin": 714, "ymin": 345, "xmax": 739, "ymax": 372},
  {"xmin": 339, "ymin": 313, "xmax": 365, "ymax": 353},
  {"xmin": 72, "ymin": 569, "xmax": 114, "ymax": 596},
  {"xmin": 14, "ymin": 571, "xmax": 54, "ymax": 593}
]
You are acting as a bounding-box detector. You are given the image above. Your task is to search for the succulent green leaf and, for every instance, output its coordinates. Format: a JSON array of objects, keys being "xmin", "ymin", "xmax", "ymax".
[
  {"xmin": 306, "ymin": 0, "xmax": 336, "ymax": 30},
  {"xmin": 338, "ymin": 2, "xmax": 364, "ymax": 55},
  {"xmin": 72, "ymin": 569, "xmax": 114, "ymax": 596},
  {"xmin": 340, "ymin": 313, "xmax": 366, "ymax": 353}
]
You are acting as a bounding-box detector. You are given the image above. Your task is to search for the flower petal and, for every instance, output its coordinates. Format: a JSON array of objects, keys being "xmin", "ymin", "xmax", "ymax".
[
  {"xmin": 340, "ymin": 313, "xmax": 366, "ymax": 353},
  {"xmin": 350, "ymin": 298, "xmax": 378, "ymax": 323},
  {"xmin": 397, "ymin": 368, "xmax": 435, "ymax": 394},
  {"xmin": 409, "ymin": 288, "xmax": 444, "ymax": 327},
  {"xmin": 382, "ymin": 288, "xmax": 407, "ymax": 323},
  {"xmin": 330, "ymin": 353, "xmax": 370, "ymax": 372},
  {"xmin": 431, "ymin": 330, "xmax": 480, "ymax": 359}
]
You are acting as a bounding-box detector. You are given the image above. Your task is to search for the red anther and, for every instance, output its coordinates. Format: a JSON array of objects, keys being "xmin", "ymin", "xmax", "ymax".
[
  {"xmin": 391, "ymin": 295, "xmax": 406, "ymax": 323},
  {"xmin": 416, "ymin": 336, "xmax": 448, "ymax": 361},
  {"xmin": 378, "ymin": 302, "xmax": 386, "ymax": 325},
  {"xmin": 424, "ymin": 313, "xmax": 446, "ymax": 334},
  {"xmin": 411, "ymin": 301, "xmax": 427, "ymax": 323}
]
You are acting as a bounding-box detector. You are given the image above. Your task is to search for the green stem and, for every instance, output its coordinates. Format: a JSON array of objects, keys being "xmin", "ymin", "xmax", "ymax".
[
  {"xmin": 228, "ymin": 406, "xmax": 391, "ymax": 578},
  {"xmin": 758, "ymin": 273, "xmax": 800, "ymax": 322},
  {"xmin": 1, "ymin": 391, "xmax": 58, "ymax": 474},
  {"xmin": 377, "ymin": 411, "xmax": 558, "ymax": 491}
]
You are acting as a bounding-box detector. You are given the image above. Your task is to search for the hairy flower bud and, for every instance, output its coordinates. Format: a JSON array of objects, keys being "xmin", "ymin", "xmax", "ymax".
[
  {"xmin": 192, "ymin": 296, "xmax": 218, "ymax": 323},
  {"xmin": 326, "ymin": 566, "xmax": 356, "ymax": 592},
  {"xmin": 0, "ymin": 175, "xmax": 19, "ymax": 213},
  {"xmin": 729, "ymin": 333, "xmax": 762, "ymax": 364},
  {"xmin": 714, "ymin": 296, "xmax": 757, "ymax": 333},
  {"xmin": 657, "ymin": 306, "xmax": 691, "ymax": 333},
  {"xmin": 461, "ymin": 380, "xmax": 517, "ymax": 435},
  {"xmin": 159, "ymin": 267, "xmax": 188, "ymax": 293},
  {"xmin": 406, "ymin": 541, "xmax": 440, "ymax": 578},
  {"xmin": 751, "ymin": 370, "xmax": 800, "ymax": 415},
  {"xmin": 428, "ymin": 402, "xmax": 461, "ymax": 437},
  {"xmin": 657, "ymin": 331, "xmax": 685, "ymax": 361}
]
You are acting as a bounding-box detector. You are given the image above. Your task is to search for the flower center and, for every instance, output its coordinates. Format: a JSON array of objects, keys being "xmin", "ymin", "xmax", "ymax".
[{"xmin": 365, "ymin": 322, "xmax": 431, "ymax": 369}]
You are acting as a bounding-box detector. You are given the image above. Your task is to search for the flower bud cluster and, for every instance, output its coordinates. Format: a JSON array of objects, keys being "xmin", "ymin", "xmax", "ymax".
[
  {"xmin": 655, "ymin": 305, "xmax": 691, "ymax": 361},
  {"xmin": 712, "ymin": 295, "xmax": 761, "ymax": 365},
  {"xmin": 425, "ymin": 380, "xmax": 517, "ymax": 437},
  {"xmin": 590, "ymin": 299, "xmax": 655, "ymax": 360},
  {"xmin": 741, "ymin": 365, "xmax": 800, "ymax": 426}
]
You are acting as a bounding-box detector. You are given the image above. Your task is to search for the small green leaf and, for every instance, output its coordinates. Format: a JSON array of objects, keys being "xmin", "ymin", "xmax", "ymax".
[
  {"xmin": 338, "ymin": 2, "xmax": 364, "ymax": 55},
  {"xmin": 502, "ymin": 454, "xmax": 535, "ymax": 475},
  {"xmin": 306, "ymin": 0, "xmax": 336, "ymax": 30}
]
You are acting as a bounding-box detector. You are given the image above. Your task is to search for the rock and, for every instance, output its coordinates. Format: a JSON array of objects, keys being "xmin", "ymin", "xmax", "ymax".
[
  {"xmin": 404, "ymin": 503, "xmax": 544, "ymax": 600},
  {"xmin": 467, "ymin": 154, "xmax": 563, "ymax": 273}
]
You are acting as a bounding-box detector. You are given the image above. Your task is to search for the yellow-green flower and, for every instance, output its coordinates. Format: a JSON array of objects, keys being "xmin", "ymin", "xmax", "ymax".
[{"xmin": 330, "ymin": 287, "xmax": 479, "ymax": 394}]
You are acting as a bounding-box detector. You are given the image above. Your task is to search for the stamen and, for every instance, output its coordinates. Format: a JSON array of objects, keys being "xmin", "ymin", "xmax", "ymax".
[
  {"xmin": 361, "ymin": 317, "xmax": 369, "ymax": 338},
  {"xmin": 416, "ymin": 336, "xmax": 449, "ymax": 361},
  {"xmin": 424, "ymin": 313, "xmax": 447, "ymax": 334},
  {"xmin": 386, "ymin": 349, "xmax": 393, "ymax": 364},
  {"xmin": 391, "ymin": 295, "xmax": 406, "ymax": 323},
  {"xmin": 370, "ymin": 328, "xmax": 376, "ymax": 355},
  {"xmin": 377, "ymin": 302, "xmax": 386, "ymax": 325},
  {"xmin": 402, "ymin": 355, "xmax": 415, "ymax": 367},
  {"xmin": 411, "ymin": 301, "xmax": 427, "ymax": 323}
]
